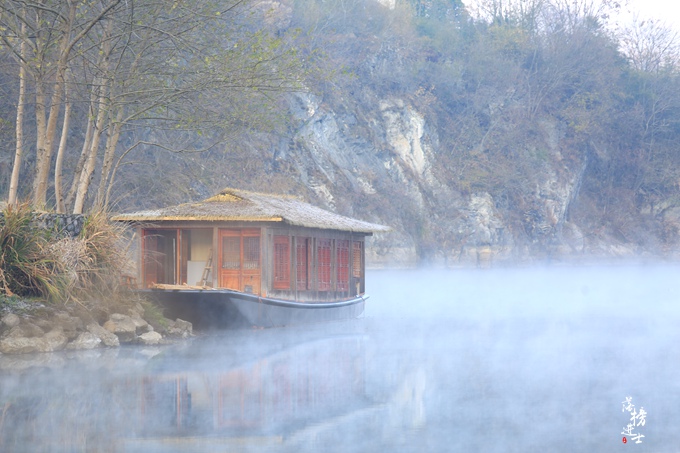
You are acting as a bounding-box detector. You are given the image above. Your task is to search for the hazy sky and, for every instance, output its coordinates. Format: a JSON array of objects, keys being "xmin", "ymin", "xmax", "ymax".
[
  {"xmin": 617, "ymin": 0, "xmax": 680, "ymax": 31},
  {"xmin": 462, "ymin": 0, "xmax": 680, "ymax": 33}
]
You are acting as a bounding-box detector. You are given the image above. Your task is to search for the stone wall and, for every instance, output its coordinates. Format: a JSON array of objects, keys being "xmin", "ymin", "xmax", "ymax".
[
  {"xmin": 0, "ymin": 210, "xmax": 85, "ymax": 238},
  {"xmin": 32, "ymin": 213, "xmax": 85, "ymax": 238}
]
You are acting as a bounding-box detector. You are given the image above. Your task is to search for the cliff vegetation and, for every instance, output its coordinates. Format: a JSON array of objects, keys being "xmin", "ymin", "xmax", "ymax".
[{"xmin": 2, "ymin": 0, "xmax": 680, "ymax": 266}]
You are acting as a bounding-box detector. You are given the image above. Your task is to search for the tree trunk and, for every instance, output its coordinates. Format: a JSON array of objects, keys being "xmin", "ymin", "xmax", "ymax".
[
  {"xmin": 33, "ymin": 82, "xmax": 48, "ymax": 206},
  {"xmin": 7, "ymin": 24, "xmax": 27, "ymax": 206},
  {"xmin": 65, "ymin": 90, "xmax": 97, "ymax": 211},
  {"xmin": 32, "ymin": 4, "xmax": 77, "ymax": 208},
  {"xmin": 54, "ymin": 82, "xmax": 72, "ymax": 213},
  {"xmin": 73, "ymin": 82, "xmax": 110, "ymax": 214},
  {"xmin": 95, "ymin": 106, "xmax": 124, "ymax": 208}
]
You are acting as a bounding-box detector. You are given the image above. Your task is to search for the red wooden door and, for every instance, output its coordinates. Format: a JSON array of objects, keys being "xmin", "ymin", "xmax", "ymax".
[{"xmin": 218, "ymin": 229, "xmax": 261, "ymax": 294}]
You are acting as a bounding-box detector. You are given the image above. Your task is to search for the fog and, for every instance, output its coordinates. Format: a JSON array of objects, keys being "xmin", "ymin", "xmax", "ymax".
[{"xmin": 1, "ymin": 264, "xmax": 678, "ymax": 451}]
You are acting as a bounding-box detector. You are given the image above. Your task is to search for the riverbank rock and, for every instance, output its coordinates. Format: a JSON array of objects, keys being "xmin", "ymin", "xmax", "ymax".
[
  {"xmin": 166, "ymin": 319, "xmax": 193, "ymax": 338},
  {"xmin": 0, "ymin": 298, "xmax": 190, "ymax": 354},
  {"xmin": 53, "ymin": 312, "xmax": 83, "ymax": 339},
  {"xmin": 0, "ymin": 327, "xmax": 67, "ymax": 354},
  {"xmin": 43, "ymin": 328, "xmax": 68, "ymax": 351},
  {"xmin": 131, "ymin": 315, "xmax": 152, "ymax": 334},
  {"xmin": 7, "ymin": 322, "xmax": 45, "ymax": 338},
  {"xmin": 1, "ymin": 313, "xmax": 20, "ymax": 328},
  {"xmin": 87, "ymin": 322, "xmax": 120, "ymax": 347},
  {"xmin": 138, "ymin": 331, "xmax": 163, "ymax": 345},
  {"xmin": 66, "ymin": 332, "xmax": 102, "ymax": 350},
  {"xmin": 0, "ymin": 336, "xmax": 46, "ymax": 354},
  {"xmin": 103, "ymin": 313, "xmax": 138, "ymax": 343}
]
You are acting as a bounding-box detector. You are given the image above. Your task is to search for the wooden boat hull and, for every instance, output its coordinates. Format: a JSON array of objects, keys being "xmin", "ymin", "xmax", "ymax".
[{"xmin": 141, "ymin": 287, "xmax": 366, "ymax": 329}]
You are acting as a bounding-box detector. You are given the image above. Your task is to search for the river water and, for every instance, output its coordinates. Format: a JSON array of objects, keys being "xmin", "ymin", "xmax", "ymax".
[{"xmin": 0, "ymin": 264, "xmax": 677, "ymax": 452}]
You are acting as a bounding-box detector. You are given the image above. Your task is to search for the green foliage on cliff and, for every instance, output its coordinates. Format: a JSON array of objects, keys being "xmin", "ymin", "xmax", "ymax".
[{"xmin": 2, "ymin": 0, "xmax": 680, "ymax": 262}]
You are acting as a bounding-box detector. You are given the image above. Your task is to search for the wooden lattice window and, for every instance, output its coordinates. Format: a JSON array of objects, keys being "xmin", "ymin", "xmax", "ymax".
[
  {"xmin": 222, "ymin": 237, "xmax": 240, "ymax": 269},
  {"xmin": 243, "ymin": 237, "xmax": 260, "ymax": 270},
  {"xmin": 296, "ymin": 238, "xmax": 309, "ymax": 291},
  {"xmin": 317, "ymin": 239, "xmax": 331, "ymax": 291},
  {"xmin": 337, "ymin": 240, "xmax": 349, "ymax": 292},
  {"xmin": 273, "ymin": 236, "xmax": 290, "ymax": 290},
  {"xmin": 352, "ymin": 241, "xmax": 362, "ymax": 278}
]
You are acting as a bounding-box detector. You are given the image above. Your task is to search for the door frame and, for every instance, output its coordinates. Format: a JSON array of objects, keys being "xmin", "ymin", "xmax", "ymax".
[{"xmin": 218, "ymin": 228, "xmax": 261, "ymax": 294}]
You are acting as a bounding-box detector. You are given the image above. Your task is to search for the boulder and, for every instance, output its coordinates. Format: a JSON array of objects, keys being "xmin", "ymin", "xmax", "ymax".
[
  {"xmin": 23, "ymin": 322, "xmax": 46, "ymax": 337},
  {"xmin": 0, "ymin": 327, "xmax": 66, "ymax": 354},
  {"xmin": 51, "ymin": 312, "xmax": 83, "ymax": 341},
  {"xmin": 130, "ymin": 302, "xmax": 145, "ymax": 318},
  {"xmin": 103, "ymin": 313, "xmax": 137, "ymax": 343},
  {"xmin": 34, "ymin": 318, "xmax": 54, "ymax": 330},
  {"xmin": 5, "ymin": 323, "xmax": 44, "ymax": 339},
  {"xmin": 54, "ymin": 312, "xmax": 83, "ymax": 331},
  {"xmin": 166, "ymin": 318, "xmax": 193, "ymax": 338},
  {"xmin": 131, "ymin": 315, "xmax": 151, "ymax": 334},
  {"xmin": 87, "ymin": 323, "xmax": 120, "ymax": 347},
  {"xmin": 42, "ymin": 328, "xmax": 68, "ymax": 352},
  {"xmin": 0, "ymin": 336, "xmax": 46, "ymax": 354},
  {"xmin": 66, "ymin": 332, "xmax": 102, "ymax": 350},
  {"xmin": 138, "ymin": 331, "xmax": 162, "ymax": 345},
  {"xmin": 1, "ymin": 313, "xmax": 20, "ymax": 328}
]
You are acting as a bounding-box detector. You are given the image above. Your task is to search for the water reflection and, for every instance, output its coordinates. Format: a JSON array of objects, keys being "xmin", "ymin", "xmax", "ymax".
[
  {"xmin": 136, "ymin": 332, "xmax": 368, "ymax": 439},
  {"xmin": 1, "ymin": 265, "xmax": 680, "ymax": 452},
  {"xmin": 0, "ymin": 322, "xmax": 408, "ymax": 452}
]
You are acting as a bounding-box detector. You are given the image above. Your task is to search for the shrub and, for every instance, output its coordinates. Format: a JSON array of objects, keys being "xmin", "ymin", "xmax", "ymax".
[
  {"xmin": 0, "ymin": 205, "xmax": 130, "ymax": 303},
  {"xmin": 75, "ymin": 210, "xmax": 130, "ymax": 297},
  {"xmin": 0, "ymin": 203, "xmax": 68, "ymax": 300}
]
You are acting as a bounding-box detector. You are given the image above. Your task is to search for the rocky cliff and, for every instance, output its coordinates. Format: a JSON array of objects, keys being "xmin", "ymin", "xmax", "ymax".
[
  {"xmin": 255, "ymin": 88, "xmax": 675, "ymax": 267},
  {"xmin": 112, "ymin": 0, "xmax": 680, "ymax": 268}
]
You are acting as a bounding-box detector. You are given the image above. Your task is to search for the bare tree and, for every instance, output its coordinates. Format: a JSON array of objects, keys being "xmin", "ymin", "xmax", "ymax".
[
  {"xmin": 1, "ymin": 0, "xmax": 306, "ymax": 213},
  {"xmin": 619, "ymin": 18, "xmax": 679, "ymax": 73},
  {"xmin": 6, "ymin": 12, "xmax": 27, "ymax": 206}
]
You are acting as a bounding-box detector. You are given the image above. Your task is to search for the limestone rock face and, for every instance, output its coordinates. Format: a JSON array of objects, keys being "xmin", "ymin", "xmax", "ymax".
[
  {"xmin": 468, "ymin": 193, "xmax": 504, "ymax": 245},
  {"xmin": 380, "ymin": 98, "xmax": 430, "ymax": 177},
  {"xmin": 273, "ymin": 88, "xmax": 670, "ymax": 265}
]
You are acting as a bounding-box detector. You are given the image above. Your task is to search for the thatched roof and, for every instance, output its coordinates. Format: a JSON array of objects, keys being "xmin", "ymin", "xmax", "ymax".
[{"xmin": 111, "ymin": 188, "xmax": 390, "ymax": 234}]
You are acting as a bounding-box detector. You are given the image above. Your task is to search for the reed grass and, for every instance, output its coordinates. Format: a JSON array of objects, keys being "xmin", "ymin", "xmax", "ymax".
[
  {"xmin": 0, "ymin": 203, "xmax": 67, "ymax": 300},
  {"xmin": 74, "ymin": 209, "xmax": 130, "ymax": 298},
  {"xmin": 0, "ymin": 204, "xmax": 130, "ymax": 303}
]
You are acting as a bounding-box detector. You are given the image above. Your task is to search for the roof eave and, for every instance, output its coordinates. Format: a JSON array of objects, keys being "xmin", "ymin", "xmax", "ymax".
[{"xmin": 111, "ymin": 216, "xmax": 284, "ymax": 223}]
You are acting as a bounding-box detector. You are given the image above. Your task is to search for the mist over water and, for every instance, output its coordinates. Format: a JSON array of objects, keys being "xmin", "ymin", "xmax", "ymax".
[{"xmin": 1, "ymin": 264, "xmax": 678, "ymax": 452}]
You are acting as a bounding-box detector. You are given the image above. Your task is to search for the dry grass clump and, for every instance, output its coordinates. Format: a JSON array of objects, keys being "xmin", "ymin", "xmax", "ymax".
[
  {"xmin": 72, "ymin": 210, "xmax": 130, "ymax": 298},
  {"xmin": 0, "ymin": 205, "xmax": 130, "ymax": 303},
  {"xmin": 0, "ymin": 203, "xmax": 66, "ymax": 300}
]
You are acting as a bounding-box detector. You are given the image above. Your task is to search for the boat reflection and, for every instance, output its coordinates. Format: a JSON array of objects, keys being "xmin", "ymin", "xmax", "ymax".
[
  {"xmin": 0, "ymin": 322, "xmax": 428, "ymax": 452},
  {"xmin": 134, "ymin": 334, "xmax": 368, "ymax": 440}
]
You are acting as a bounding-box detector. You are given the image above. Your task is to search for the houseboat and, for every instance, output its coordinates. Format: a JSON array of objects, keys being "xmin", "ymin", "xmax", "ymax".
[{"xmin": 112, "ymin": 188, "xmax": 390, "ymax": 328}]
